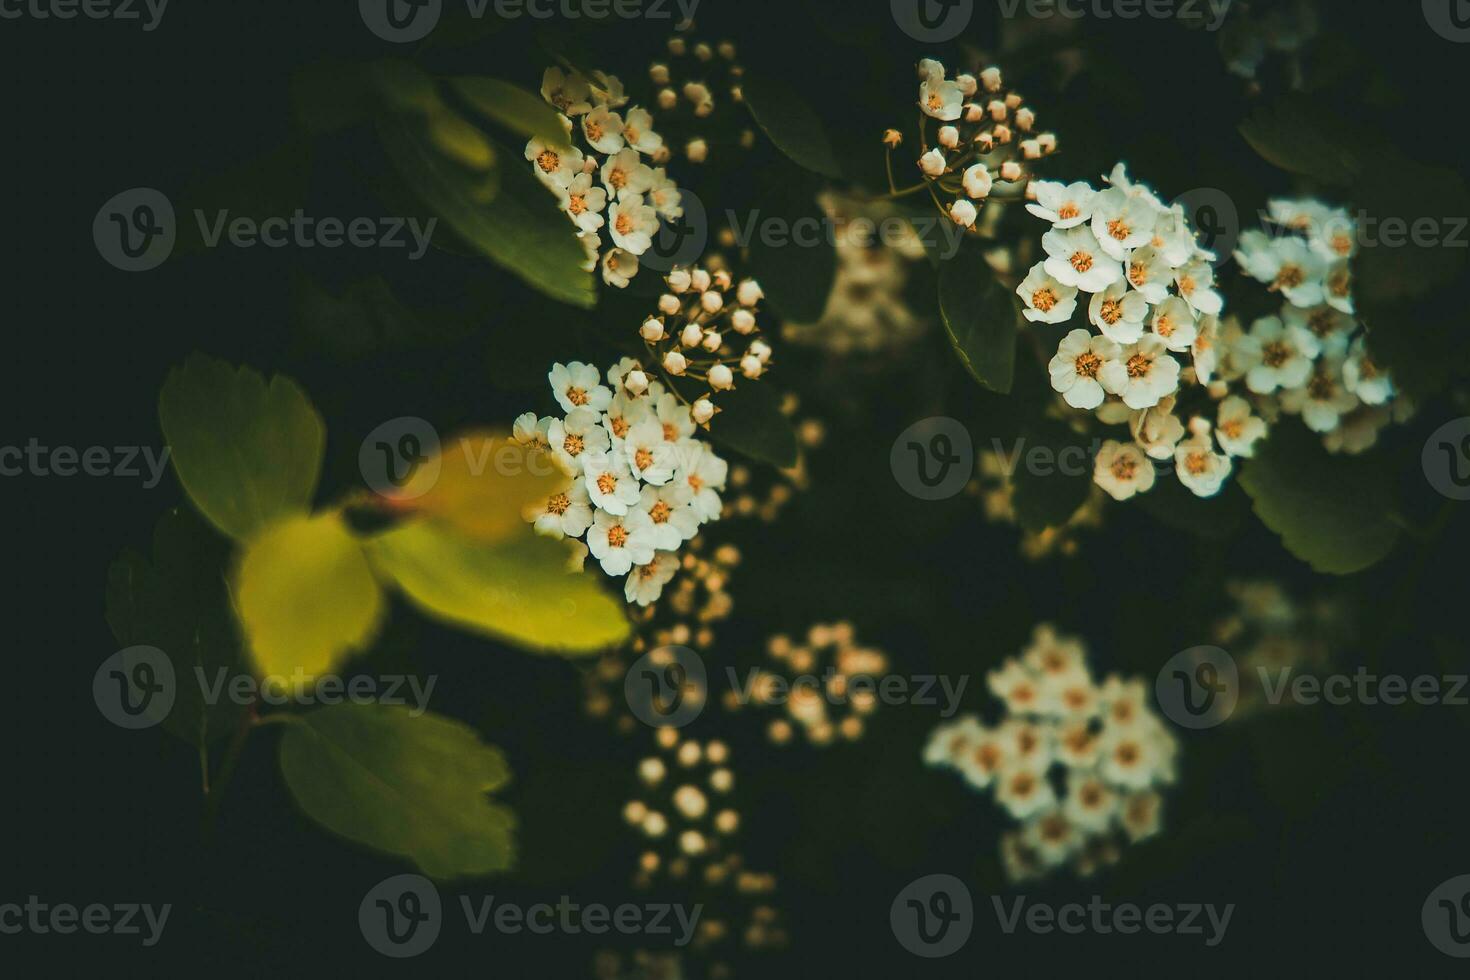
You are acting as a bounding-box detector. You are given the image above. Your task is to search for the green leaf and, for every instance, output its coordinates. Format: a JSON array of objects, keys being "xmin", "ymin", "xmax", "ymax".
[
  {"xmin": 745, "ymin": 181, "xmax": 838, "ymax": 323},
  {"xmin": 376, "ymin": 110, "xmax": 595, "ymax": 309},
  {"xmin": 451, "ymin": 76, "xmax": 567, "ymax": 147},
  {"xmin": 706, "ymin": 382, "xmax": 799, "ymax": 469},
  {"xmin": 1238, "ymin": 95, "xmax": 1362, "ymax": 185},
  {"xmin": 1009, "ymin": 422, "xmax": 1092, "ymax": 532},
  {"xmin": 233, "ymin": 512, "xmax": 386, "ymax": 680},
  {"xmin": 939, "ymin": 242, "xmax": 1018, "ymax": 394},
  {"xmin": 158, "ymin": 353, "xmax": 326, "ymax": 542},
  {"xmin": 105, "ymin": 508, "xmax": 249, "ymax": 746},
  {"xmin": 278, "ymin": 703, "xmax": 515, "ymax": 879},
  {"xmin": 741, "ymin": 70, "xmax": 842, "ymax": 178},
  {"xmin": 1238, "ymin": 423, "xmax": 1400, "ymax": 574},
  {"xmin": 367, "ymin": 522, "xmax": 629, "ymax": 654},
  {"xmin": 292, "ymin": 275, "xmax": 473, "ymax": 358}
]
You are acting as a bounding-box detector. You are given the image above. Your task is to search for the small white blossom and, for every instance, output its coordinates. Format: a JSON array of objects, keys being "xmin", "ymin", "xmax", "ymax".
[
  {"xmin": 1238, "ymin": 315, "xmax": 1320, "ymax": 395},
  {"xmin": 1026, "ymin": 180, "xmax": 1096, "ymax": 229},
  {"xmin": 607, "ymin": 193, "xmax": 659, "ymax": 255},
  {"xmin": 532, "ymin": 477, "xmax": 594, "ymax": 539},
  {"xmin": 1100, "ymin": 336, "xmax": 1180, "ymax": 410},
  {"xmin": 581, "ymin": 104, "xmax": 625, "ymax": 154},
  {"xmin": 1049, "ymin": 330, "xmax": 1121, "ymax": 410},
  {"xmin": 549, "ymin": 361, "xmax": 612, "ymax": 413},
  {"xmin": 587, "ymin": 508, "xmax": 655, "ymax": 576},
  {"xmin": 1088, "ymin": 281, "xmax": 1149, "ymax": 343},
  {"xmin": 625, "ymin": 551, "xmax": 678, "ymax": 606},
  {"xmin": 1018, "ymin": 265, "xmax": 1079, "ymax": 324},
  {"xmin": 1043, "ymin": 225, "xmax": 1123, "ymax": 292},
  {"xmin": 582, "ymin": 451, "xmax": 642, "ymax": 515},
  {"xmin": 1215, "ymin": 396, "xmax": 1268, "ymax": 458},
  {"xmin": 1093, "ymin": 439, "xmax": 1157, "ymax": 501}
]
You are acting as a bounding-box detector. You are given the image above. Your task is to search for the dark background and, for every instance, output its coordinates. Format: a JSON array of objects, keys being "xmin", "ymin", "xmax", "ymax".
[{"xmin": 3, "ymin": 0, "xmax": 1468, "ymax": 974}]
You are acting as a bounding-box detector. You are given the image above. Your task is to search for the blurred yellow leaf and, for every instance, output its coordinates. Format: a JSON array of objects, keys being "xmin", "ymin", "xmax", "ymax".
[
  {"xmin": 366, "ymin": 521, "xmax": 627, "ymax": 655},
  {"xmin": 390, "ymin": 429, "xmax": 569, "ymax": 544},
  {"xmin": 234, "ymin": 512, "xmax": 385, "ymax": 680}
]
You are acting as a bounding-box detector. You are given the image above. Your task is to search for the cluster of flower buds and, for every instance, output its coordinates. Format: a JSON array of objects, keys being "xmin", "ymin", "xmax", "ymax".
[
  {"xmin": 641, "ymin": 266, "xmax": 772, "ymax": 424},
  {"xmin": 628, "ymin": 730, "xmax": 741, "ymax": 886},
  {"xmin": 897, "ymin": 59, "xmax": 1059, "ymax": 230},
  {"xmin": 649, "ymin": 33, "xmax": 755, "ymax": 164}
]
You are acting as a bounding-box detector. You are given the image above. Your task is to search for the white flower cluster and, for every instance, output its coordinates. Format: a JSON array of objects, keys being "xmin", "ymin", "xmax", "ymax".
[
  {"xmin": 641, "ymin": 266, "xmax": 771, "ymax": 421},
  {"xmin": 924, "ymin": 625, "xmax": 1178, "ymax": 883},
  {"xmin": 909, "ymin": 60, "xmax": 1058, "ymax": 229},
  {"xmin": 1023, "ymin": 164, "xmax": 1257, "ymax": 501},
  {"xmin": 530, "ymin": 67, "xmax": 684, "ymax": 289},
  {"xmin": 1230, "ymin": 200, "xmax": 1411, "ymax": 454},
  {"xmin": 515, "ymin": 359, "xmax": 728, "ymax": 606}
]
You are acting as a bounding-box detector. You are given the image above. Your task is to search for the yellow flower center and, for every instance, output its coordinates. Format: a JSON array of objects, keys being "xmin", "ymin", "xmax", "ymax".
[
  {"xmin": 1057, "ymin": 202, "xmax": 1080, "ymax": 220},
  {"xmin": 635, "ymin": 448, "xmax": 654, "ymax": 471},
  {"xmin": 1074, "ymin": 351, "xmax": 1102, "ymax": 379},
  {"xmin": 536, "ymin": 149, "xmax": 560, "ymax": 173},
  {"xmin": 1070, "ymin": 251, "xmax": 1093, "ymax": 273},
  {"xmin": 1106, "ymin": 218, "xmax": 1130, "ymax": 241},
  {"xmin": 607, "ymin": 524, "xmax": 628, "ymax": 547},
  {"xmin": 650, "ymin": 501, "xmax": 672, "ymax": 523},
  {"xmin": 1099, "ymin": 298, "xmax": 1123, "ymax": 325},
  {"xmin": 1126, "ymin": 353, "xmax": 1151, "ymax": 378},
  {"xmin": 1032, "ymin": 287, "xmax": 1057, "ymax": 312},
  {"xmin": 547, "ymin": 492, "xmax": 570, "ymax": 515},
  {"xmin": 567, "ymin": 386, "xmax": 589, "ymax": 406},
  {"xmin": 1261, "ymin": 341, "xmax": 1290, "ymax": 368},
  {"xmin": 597, "ymin": 472, "xmax": 618, "ymax": 495},
  {"xmin": 563, "ymin": 433, "xmax": 584, "ymax": 456}
]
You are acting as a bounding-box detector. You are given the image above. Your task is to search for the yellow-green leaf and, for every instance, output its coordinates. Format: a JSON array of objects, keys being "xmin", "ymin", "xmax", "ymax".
[
  {"xmin": 234, "ymin": 512, "xmax": 385, "ymax": 679},
  {"xmin": 278, "ymin": 703, "xmax": 515, "ymax": 879},
  {"xmin": 158, "ymin": 353, "xmax": 326, "ymax": 542},
  {"xmin": 366, "ymin": 521, "xmax": 628, "ymax": 655},
  {"xmin": 451, "ymin": 76, "xmax": 568, "ymax": 147}
]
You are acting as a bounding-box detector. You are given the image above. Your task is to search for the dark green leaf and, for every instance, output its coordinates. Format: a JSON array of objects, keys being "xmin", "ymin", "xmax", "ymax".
[
  {"xmin": 451, "ymin": 76, "xmax": 567, "ymax": 147},
  {"xmin": 1009, "ymin": 421, "xmax": 1092, "ymax": 532},
  {"xmin": 278, "ymin": 703, "xmax": 516, "ymax": 879},
  {"xmin": 744, "ymin": 182, "xmax": 838, "ymax": 323},
  {"xmin": 105, "ymin": 508, "xmax": 249, "ymax": 746},
  {"xmin": 1238, "ymin": 423, "xmax": 1400, "ymax": 574},
  {"xmin": 705, "ymin": 380, "xmax": 799, "ymax": 469},
  {"xmin": 741, "ymin": 71, "xmax": 843, "ymax": 179},
  {"xmin": 939, "ymin": 241, "xmax": 1018, "ymax": 394},
  {"xmin": 1238, "ymin": 95, "xmax": 1362, "ymax": 185},
  {"xmin": 158, "ymin": 353, "xmax": 326, "ymax": 542}
]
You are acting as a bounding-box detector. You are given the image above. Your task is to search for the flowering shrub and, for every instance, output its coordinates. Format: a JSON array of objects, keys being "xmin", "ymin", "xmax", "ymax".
[{"xmin": 925, "ymin": 626, "xmax": 1178, "ymax": 882}]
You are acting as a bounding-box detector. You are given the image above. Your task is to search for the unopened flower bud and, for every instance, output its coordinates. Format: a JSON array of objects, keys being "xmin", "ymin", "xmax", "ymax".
[
  {"xmin": 657, "ymin": 87, "xmax": 678, "ymax": 110},
  {"xmin": 1015, "ymin": 107, "xmax": 1035, "ymax": 131},
  {"xmin": 919, "ymin": 148, "xmax": 946, "ymax": 176},
  {"xmin": 625, "ymin": 369, "xmax": 649, "ymax": 395},
  {"xmin": 736, "ymin": 278, "xmax": 763, "ymax": 306},
  {"xmin": 1005, "ymin": 93, "xmax": 1022, "ymax": 110},
  {"xmin": 731, "ymin": 309, "xmax": 756, "ymax": 334},
  {"xmin": 1038, "ymin": 132, "xmax": 1058, "ymax": 153},
  {"xmin": 691, "ymin": 268, "xmax": 711, "ymax": 292},
  {"xmin": 694, "ymin": 42, "xmax": 712, "ymax": 62},
  {"xmin": 641, "ymin": 317, "xmax": 666, "ymax": 341},
  {"xmin": 1000, "ymin": 161, "xmax": 1023, "ymax": 182},
  {"xmin": 950, "ymin": 199, "xmax": 977, "ymax": 228},
  {"xmin": 992, "ymin": 123, "xmax": 1012, "ymax": 144},
  {"xmin": 749, "ymin": 339, "xmax": 771, "ymax": 362},
  {"xmin": 701, "ymin": 330, "xmax": 723, "ymax": 352},
  {"xmin": 650, "ymin": 63, "xmax": 670, "ymax": 85},
  {"xmin": 663, "ymin": 350, "xmax": 688, "ymax": 375},
  {"xmin": 882, "ymin": 128, "xmax": 903, "ymax": 148},
  {"xmin": 740, "ymin": 354, "xmax": 763, "ymax": 378},
  {"xmin": 686, "ymin": 138, "xmax": 708, "ymax": 163},
  {"xmin": 658, "ymin": 293, "xmax": 681, "ymax": 315},
  {"xmin": 681, "ymin": 322, "xmax": 704, "ymax": 347},
  {"xmin": 712, "ymin": 269, "xmax": 732, "ymax": 291},
  {"xmin": 956, "ymin": 73, "xmax": 977, "ymax": 96},
  {"xmin": 988, "ymin": 100, "xmax": 1007, "ymax": 122},
  {"xmin": 668, "ymin": 36, "xmax": 686, "ymax": 56},
  {"xmin": 692, "ymin": 398, "xmax": 715, "ymax": 424},
  {"xmin": 980, "ymin": 67, "xmax": 1002, "ymax": 92},
  {"xmin": 974, "ymin": 131, "xmax": 994, "ymax": 152},
  {"xmin": 668, "ymin": 269, "xmax": 692, "ymax": 293},
  {"xmin": 938, "ymin": 125, "xmax": 959, "ymax": 149},
  {"xmin": 717, "ymin": 41, "xmax": 736, "ymax": 60},
  {"xmin": 701, "ymin": 290, "xmax": 724, "ymax": 314},
  {"xmin": 963, "ymin": 163, "xmax": 992, "ymax": 198},
  {"xmin": 1021, "ymin": 139, "xmax": 1042, "ymax": 160},
  {"xmin": 708, "ymin": 363, "xmax": 734, "ymax": 390},
  {"xmin": 964, "ymin": 103, "xmax": 984, "ymax": 123}
]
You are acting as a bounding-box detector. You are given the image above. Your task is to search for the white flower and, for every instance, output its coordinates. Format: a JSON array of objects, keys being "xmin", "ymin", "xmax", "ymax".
[
  {"xmin": 532, "ymin": 477, "xmax": 594, "ymax": 539},
  {"xmin": 525, "ymin": 120, "xmax": 582, "ymax": 189},
  {"xmin": 1280, "ymin": 358, "xmax": 1360, "ymax": 433},
  {"xmin": 1090, "ymin": 187, "xmax": 1158, "ymax": 260},
  {"xmin": 919, "ymin": 73, "xmax": 963, "ymax": 121},
  {"xmin": 576, "ymin": 230, "xmax": 600, "ymax": 272},
  {"xmin": 956, "ymin": 728, "xmax": 1009, "ymax": 790},
  {"xmin": 1093, "ymin": 439, "xmax": 1157, "ymax": 501},
  {"xmin": 605, "ymin": 355, "xmax": 639, "ymax": 389},
  {"xmin": 1238, "ymin": 237, "xmax": 1326, "ymax": 307},
  {"xmin": 541, "ymin": 67, "xmax": 591, "ymax": 116},
  {"xmin": 963, "ymin": 164, "xmax": 994, "ymax": 199},
  {"xmin": 1324, "ymin": 405, "xmax": 1393, "ymax": 455},
  {"xmin": 1324, "ymin": 259, "xmax": 1355, "ymax": 314},
  {"xmin": 1130, "ymin": 396, "xmax": 1186, "ymax": 461},
  {"xmin": 637, "ymin": 482, "xmax": 700, "ymax": 550},
  {"xmin": 556, "ymin": 172, "xmax": 607, "ymax": 234},
  {"xmin": 1147, "ymin": 206, "xmax": 1198, "ymax": 266},
  {"xmin": 1283, "ymin": 304, "xmax": 1353, "ymax": 359},
  {"xmin": 600, "ymin": 147, "xmax": 654, "ymax": 200},
  {"xmin": 547, "ymin": 408, "xmax": 611, "ymax": 474},
  {"xmin": 582, "ymin": 451, "xmax": 642, "ymax": 515},
  {"xmin": 918, "ymin": 148, "xmax": 946, "ymax": 177},
  {"xmin": 996, "ymin": 767, "xmax": 1056, "ymax": 821},
  {"xmin": 601, "ymin": 247, "xmax": 639, "ymax": 288},
  {"xmin": 549, "ymin": 361, "xmax": 612, "ymax": 413},
  {"xmin": 1120, "ymin": 792, "xmax": 1164, "ymax": 843},
  {"xmin": 625, "ymin": 551, "xmax": 678, "ymax": 606},
  {"xmin": 1174, "ymin": 425, "xmax": 1233, "ymax": 498},
  {"xmin": 1063, "ymin": 773, "xmax": 1118, "ymax": 833},
  {"xmin": 949, "ymin": 199, "xmax": 977, "ymax": 228},
  {"xmin": 1215, "ymin": 396, "xmax": 1267, "ymax": 458},
  {"xmin": 587, "ymin": 508, "xmax": 656, "ymax": 576},
  {"xmin": 1098, "ymin": 726, "xmax": 1168, "ymax": 790},
  {"xmin": 1192, "ymin": 314, "xmax": 1220, "ymax": 383},
  {"xmin": 604, "ymin": 391, "xmax": 652, "ymax": 445},
  {"xmin": 1026, "ymin": 180, "xmax": 1096, "ymax": 229},
  {"xmin": 581, "ymin": 104, "xmax": 625, "ymax": 154},
  {"xmin": 623, "ymin": 419, "xmax": 677, "ymax": 485},
  {"xmin": 1049, "ymin": 329, "xmax": 1121, "ymax": 410},
  {"xmin": 1018, "ymin": 265, "xmax": 1078, "ymax": 324},
  {"xmin": 1042, "ymin": 225, "xmax": 1123, "ymax": 292},
  {"xmin": 1123, "ymin": 245, "xmax": 1172, "ymax": 304},
  {"xmin": 988, "ymin": 658, "xmax": 1044, "ymax": 716},
  {"xmin": 607, "ymin": 193, "xmax": 659, "ymax": 255},
  {"xmin": 1100, "ymin": 336, "xmax": 1180, "ymax": 410},
  {"xmin": 620, "ymin": 106, "xmax": 663, "ymax": 155},
  {"xmin": 653, "ymin": 393, "xmax": 696, "ymax": 444},
  {"xmin": 1149, "ymin": 296, "xmax": 1198, "ymax": 352},
  {"xmin": 1088, "ymin": 281, "xmax": 1149, "ymax": 343},
  {"xmin": 1239, "ymin": 315, "xmax": 1320, "ymax": 395},
  {"xmin": 647, "ymin": 168, "xmax": 683, "ymax": 220},
  {"xmin": 676, "ymin": 439, "xmax": 727, "ymax": 521},
  {"xmin": 589, "ymin": 70, "xmax": 627, "ymax": 108},
  {"xmin": 1342, "ymin": 338, "xmax": 1393, "ymax": 406},
  {"xmin": 1173, "ymin": 259, "xmax": 1224, "ymax": 316},
  {"xmin": 923, "ymin": 715, "xmax": 985, "ymax": 768},
  {"xmin": 512, "ymin": 411, "xmax": 547, "ymax": 447}
]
